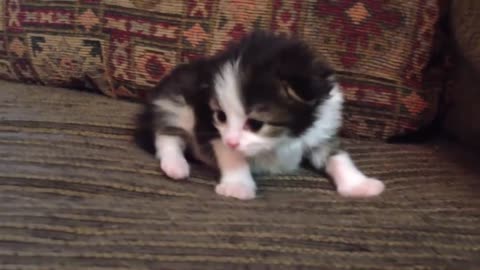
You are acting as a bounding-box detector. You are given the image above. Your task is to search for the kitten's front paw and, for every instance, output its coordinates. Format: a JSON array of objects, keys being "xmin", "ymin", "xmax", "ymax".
[
  {"xmin": 160, "ymin": 155, "xmax": 190, "ymax": 180},
  {"xmin": 338, "ymin": 178, "xmax": 385, "ymax": 198},
  {"xmin": 215, "ymin": 178, "xmax": 256, "ymax": 200}
]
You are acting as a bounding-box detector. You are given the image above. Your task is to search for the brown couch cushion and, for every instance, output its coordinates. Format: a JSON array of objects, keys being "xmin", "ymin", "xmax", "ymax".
[
  {"xmin": 0, "ymin": 1, "xmax": 440, "ymax": 140},
  {"xmin": 443, "ymin": 0, "xmax": 480, "ymax": 149},
  {"xmin": 1, "ymin": 81, "xmax": 479, "ymax": 269},
  {"xmin": 444, "ymin": 59, "xmax": 480, "ymax": 149},
  {"xmin": 451, "ymin": 0, "xmax": 480, "ymax": 73}
]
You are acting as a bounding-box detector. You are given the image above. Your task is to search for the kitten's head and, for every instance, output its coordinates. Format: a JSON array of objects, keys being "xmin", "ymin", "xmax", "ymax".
[{"xmin": 210, "ymin": 31, "xmax": 335, "ymax": 156}]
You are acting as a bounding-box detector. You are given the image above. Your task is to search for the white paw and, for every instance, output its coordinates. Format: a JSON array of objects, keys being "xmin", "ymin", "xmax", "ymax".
[
  {"xmin": 337, "ymin": 178, "xmax": 385, "ymax": 198},
  {"xmin": 215, "ymin": 178, "xmax": 256, "ymax": 200},
  {"xmin": 160, "ymin": 156, "xmax": 190, "ymax": 180}
]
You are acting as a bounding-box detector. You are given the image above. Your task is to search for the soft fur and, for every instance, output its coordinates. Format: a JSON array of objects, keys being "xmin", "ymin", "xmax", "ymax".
[{"xmin": 135, "ymin": 31, "xmax": 385, "ymax": 200}]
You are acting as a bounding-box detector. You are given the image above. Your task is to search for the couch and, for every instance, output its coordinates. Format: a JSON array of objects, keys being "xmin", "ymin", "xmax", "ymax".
[{"xmin": 0, "ymin": 0, "xmax": 479, "ymax": 269}]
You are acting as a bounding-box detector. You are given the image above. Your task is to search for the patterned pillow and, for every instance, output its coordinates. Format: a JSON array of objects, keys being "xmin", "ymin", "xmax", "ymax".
[{"xmin": 0, "ymin": 0, "xmax": 439, "ymax": 140}]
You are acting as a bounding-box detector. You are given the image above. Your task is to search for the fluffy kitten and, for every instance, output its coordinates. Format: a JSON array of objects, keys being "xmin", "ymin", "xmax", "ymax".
[{"xmin": 135, "ymin": 31, "xmax": 385, "ymax": 200}]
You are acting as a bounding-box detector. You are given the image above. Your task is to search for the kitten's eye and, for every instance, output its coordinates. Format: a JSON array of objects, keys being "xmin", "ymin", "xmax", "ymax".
[
  {"xmin": 214, "ymin": 110, "xmax": 227, "ymax": 123},
  {"xmin": 246, "ymin": 118, "xmax": 264, "ymax": 132}
]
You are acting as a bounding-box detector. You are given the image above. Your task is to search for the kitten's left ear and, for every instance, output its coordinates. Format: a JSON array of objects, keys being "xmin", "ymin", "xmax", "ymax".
[
  {"xmin": 280, "ymin": 59, "xmax": 336, "ymax": 105},
  {"xmin": 269, "ymin": 37, "xmax": 336, "ymax": 104}
]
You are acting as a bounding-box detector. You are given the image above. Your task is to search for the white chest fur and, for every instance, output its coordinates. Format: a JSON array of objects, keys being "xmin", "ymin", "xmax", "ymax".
[{"xmin": 248, "ymin": 139, "xmax": 304, "ymax": 174}]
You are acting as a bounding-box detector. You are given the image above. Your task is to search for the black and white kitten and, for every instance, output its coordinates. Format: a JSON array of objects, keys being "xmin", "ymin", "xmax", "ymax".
[{"xmin": 135, "ymin": 31, "xmax": 385, "ymax": 200}]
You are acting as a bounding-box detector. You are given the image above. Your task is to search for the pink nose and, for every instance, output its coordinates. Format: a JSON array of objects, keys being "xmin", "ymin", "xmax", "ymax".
[{"xmin": 226, "ymin": 139, "xmax": 239, "ymax": 149}]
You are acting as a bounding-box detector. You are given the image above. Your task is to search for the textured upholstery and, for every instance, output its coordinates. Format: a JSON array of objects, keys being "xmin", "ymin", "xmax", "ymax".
[
  {"xmin": 1, "ymin": 81, "xmax": 479, "ymax": 269},
  {"xmin": 451, "ymin": 0, "xmax": 480, "ymax": 73},
  {"xmin": 443, "ymin": 0, "xmax": 480, "ymax": 149},
  {"xmin": 0, "ymin": 0, "xmax": 440, "ymax": 140}
]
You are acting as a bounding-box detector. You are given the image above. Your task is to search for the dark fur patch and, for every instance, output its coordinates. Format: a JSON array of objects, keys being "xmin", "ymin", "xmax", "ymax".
[{"xmin": 134, "ymin": 103, "xmax": 156, "ymax": 155}]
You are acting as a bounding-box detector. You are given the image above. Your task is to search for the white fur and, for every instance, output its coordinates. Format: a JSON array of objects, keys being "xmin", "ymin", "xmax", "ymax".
[
  {"xmin": 308, "ymin": 144, "xmax": 334, "ymax": 170},
  {"xmin": 214, "ymin": 59, "xmax": 247, "ymax": 147},
  {"xmin": 302, "ymin": 83, "xmax": 344, "ymax": 148},
  {"xmin": 326, "ymin": 151, "xmax": 385, "ymax": 197},
  {"xmin": 211, "ymin": 139, "xmax": 256, "ymax": 200},
  {"xmin": 153, "ymin": 97, "xmax": 195, "ymax": 134},
  {"xmin": 236, "ymin": 132, "xmax": 282, "ymax": 156},
  {"xmin": 249, "ymin": 139, "xmax": 303, "ymax": 174},
  {"xmin": 155, "ymin": 135, "xmax": 190, "ymax": 180}
]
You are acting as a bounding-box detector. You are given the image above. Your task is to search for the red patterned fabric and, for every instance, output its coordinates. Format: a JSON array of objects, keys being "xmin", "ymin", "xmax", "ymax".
[{"xmin": 0, "ymin": 0, "xmax": 440, "ymax": 140}]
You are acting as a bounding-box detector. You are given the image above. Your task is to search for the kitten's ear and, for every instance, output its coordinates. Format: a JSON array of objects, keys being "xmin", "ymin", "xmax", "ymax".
[
  {"xmin": 267, "ymin": 38, "xmax": 336, "ymax": 104},
  {"xmin": 243, "ymin": 33, "xmax": 336, "ymax": 104},
  {"xmin": 279, "ymin": 58, "xmax": 336, "ymax": 105}
]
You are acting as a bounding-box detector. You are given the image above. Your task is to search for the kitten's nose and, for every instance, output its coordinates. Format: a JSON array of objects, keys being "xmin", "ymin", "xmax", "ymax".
[{"xmin": 226, "ymin": 139, "xmax": 239, "ymax": 149}]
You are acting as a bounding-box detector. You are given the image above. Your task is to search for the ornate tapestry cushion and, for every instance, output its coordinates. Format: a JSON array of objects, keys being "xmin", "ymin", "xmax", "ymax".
[{"xmin": 0, "ymin": 0, "xmax": 439, "ymax": 140}]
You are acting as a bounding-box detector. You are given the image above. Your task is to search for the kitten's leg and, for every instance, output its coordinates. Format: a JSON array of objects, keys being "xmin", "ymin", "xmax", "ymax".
[
  {"xmin": 152, "ymin": 95, "xmax": 194, "ymax": 180},
  {"xmin": 325, "ymin": 151, "xmax": 384, "ymax": 197},
  {"xmin": 155, "ymin": 134, "xmax": 190, "ymax": 180},
  {"xmin": 211, "ymin": 140, "xmax": 256, "ymax": 200},
  {"xmin": 309, "ymin": 147, "xmax": 384, "ymax": 197}
]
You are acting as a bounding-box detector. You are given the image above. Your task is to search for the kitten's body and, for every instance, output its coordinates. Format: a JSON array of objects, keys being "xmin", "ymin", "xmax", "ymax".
[{"xmin": 136, "ymin": 31, "xmax": 384, "ymax": 199}]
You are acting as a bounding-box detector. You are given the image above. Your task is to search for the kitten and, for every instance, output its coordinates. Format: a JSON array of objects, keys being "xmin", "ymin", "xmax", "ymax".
[{"xmin": 135, "ymin": 31, "xmax": 385, "ymax": 200}]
